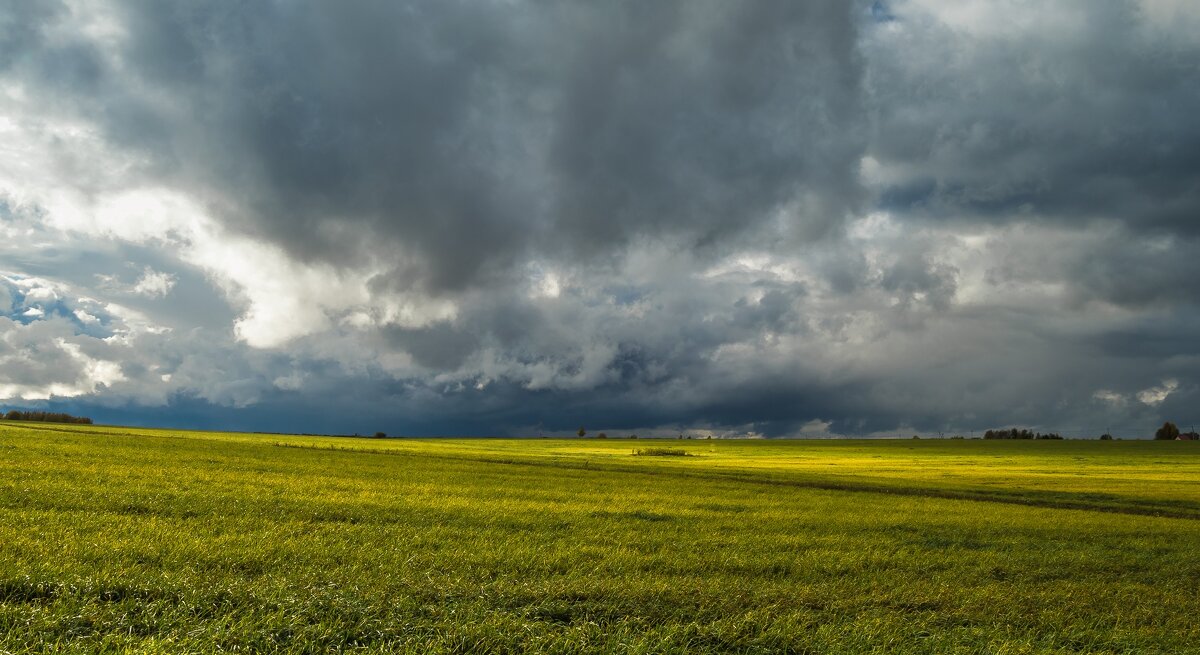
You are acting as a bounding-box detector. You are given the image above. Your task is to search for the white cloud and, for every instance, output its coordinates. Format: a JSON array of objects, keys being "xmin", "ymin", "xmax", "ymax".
[
  {"xmin": 0, "ymin": 318, "xmax": 124, "ymax": 400},
  {"xmin": 21, "ymin": 285, "xmax": 58, "ymax": 303},
  {"xmin": 131, "ymin": 267, "xmax": 176, "ymax": 297},
  {"xmin": 1136, "ymin": 379, "xmax": 1178, "ymax": 406},
  {"xmin": 272, "ymin": 371, "xmax": 307, "ymax": 391},
  {"xmin": 528, "ymin": 266, "xmax": 562, "ymax": 299},
  {"xmin": 57, "ymin": 339, "xmax": 126, "ymax": 389}
]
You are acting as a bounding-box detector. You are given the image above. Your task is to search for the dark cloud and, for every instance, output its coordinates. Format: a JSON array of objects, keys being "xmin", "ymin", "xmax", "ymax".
[
  {"xmin": 1, "ymin": 0, "xmax": 1199, "ymax": 437},
  {"xmin": 879, "ymin": 250, "xmax": 958, "ymax": 312},
  {"xmin": 36, "ymin": 0, "xmax": 862, "ymax": 294},
  {"xmin": 1068, "ymin": 234, "xmax": 1200, "ymax": 309},
  {"xmin": 0, "ymin": 1, "xmax": 63, "ymax": 71},
  {"xmin": 865, "ymin": 1, "xmax": 1200, "ymax": 234}
]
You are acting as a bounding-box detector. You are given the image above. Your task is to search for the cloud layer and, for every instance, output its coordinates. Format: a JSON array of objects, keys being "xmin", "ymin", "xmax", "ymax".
[{"xmin": 1, "ymin": 0, "xmax": 1198, "ymax": 437}]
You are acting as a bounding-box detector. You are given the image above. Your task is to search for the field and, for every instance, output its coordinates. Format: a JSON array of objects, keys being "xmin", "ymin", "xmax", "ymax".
[{"xmin": 1, "ymin": 423, "xmax": 1198, "ymax": 654}]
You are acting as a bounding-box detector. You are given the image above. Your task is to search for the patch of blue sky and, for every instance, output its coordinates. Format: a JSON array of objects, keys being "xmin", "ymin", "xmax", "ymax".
[
  {"xmin": 869, "ymin": 1, "xmax": 896, "ymax": 23},
  {"xmin": 605, "ymin": 285, "xmax": 648, "ymax": 306},
  {"xmin": 1, "ymin": 284, "xmax": 115, "ymax": 337}
]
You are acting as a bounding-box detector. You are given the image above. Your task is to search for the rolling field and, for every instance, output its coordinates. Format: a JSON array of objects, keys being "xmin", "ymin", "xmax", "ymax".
[{"xmin": 1, "ymin": 423, "xmax": 1198, "ymax": 654}]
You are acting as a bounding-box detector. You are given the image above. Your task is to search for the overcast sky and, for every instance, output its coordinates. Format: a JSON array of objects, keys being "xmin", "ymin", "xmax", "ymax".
[{"xmin": 1, "ymin": 0, "xmax": 1198, "ymax": 437}]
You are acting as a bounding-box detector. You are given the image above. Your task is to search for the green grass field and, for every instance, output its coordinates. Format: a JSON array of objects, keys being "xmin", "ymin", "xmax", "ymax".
[{"xmin": 1, "ymin": 422, "xmax": 1198, "ymax": 654}]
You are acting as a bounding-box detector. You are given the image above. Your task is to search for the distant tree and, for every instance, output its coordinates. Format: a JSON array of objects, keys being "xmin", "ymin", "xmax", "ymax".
[
  {"xmin": 1099, "ymin": 434, "xmax": 1114, "ymax": 441},
  {"xmin": 2, "ymin": 410, "xmax": 91, "ymax": 424},
  {"xmin": 577, "ymin": 426, "xmax": 586, "ymax": 438},
  {"xmin": 984, "ymin": 427, "xmax": 1060, "ymax": 440},
  {"xmin": 628, "ymin": 434, "xmax": 638, "ymax": 439},
  {"xmin": 373, "ymin": 432, "xmax": 386, "ymax": 439},
  {"xmin": 595, "ymin": 432, "xmax": 607, "ymax": 439},
  {"xmin": 1155, "ymin": 422, "xmax": 1180, "ymax": 440}
]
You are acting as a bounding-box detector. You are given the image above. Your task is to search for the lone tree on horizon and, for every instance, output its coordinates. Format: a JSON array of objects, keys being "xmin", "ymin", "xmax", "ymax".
[
  {"xmin": 1155, "ymin": 422, "xmax": 1180, "ymax": 440},
  {"xmin": 577, "ymin": 426, "xmax": 586, "ymax": 437}
]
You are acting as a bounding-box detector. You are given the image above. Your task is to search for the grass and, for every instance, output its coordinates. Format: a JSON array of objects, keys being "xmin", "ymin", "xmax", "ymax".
[{"xmin": 1, "ymin": 422, "xmax": 1198, "ymax": 653}]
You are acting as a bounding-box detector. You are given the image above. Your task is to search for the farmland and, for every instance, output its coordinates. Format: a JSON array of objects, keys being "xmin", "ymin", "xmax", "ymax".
[{"xmin": 1, "ymin": 423, "xmax": 1198, "ymax": 653}]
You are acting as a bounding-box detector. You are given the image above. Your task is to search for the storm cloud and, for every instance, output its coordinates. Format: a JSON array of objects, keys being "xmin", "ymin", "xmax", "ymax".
[
  {"xmin": 24, "ymin": 1, "xmax": 865, "ymax": 289},
  {"xmin": 1, "ymin": 0, "xmax": 1198, "ymax": 437}
]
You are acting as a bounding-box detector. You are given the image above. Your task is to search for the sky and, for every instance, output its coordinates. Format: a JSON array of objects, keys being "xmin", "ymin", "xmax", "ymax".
[{"xmin": 1, "ymin": 0, "xmax": 1198, "ymax": 438}]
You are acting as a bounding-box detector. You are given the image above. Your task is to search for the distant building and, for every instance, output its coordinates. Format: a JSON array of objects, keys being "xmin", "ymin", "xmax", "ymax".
[{"xmin": 1177, "ymin": 432, "xmax": 1199, "ymax": 441}]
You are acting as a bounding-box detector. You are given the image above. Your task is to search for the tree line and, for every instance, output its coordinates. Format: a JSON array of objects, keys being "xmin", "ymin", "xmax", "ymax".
[
  {"xmin": 983, "ymin": 428, "xmax": 1063, "ymax": 440},
  {"xmin": 1154, "ymin": 422, "xmax": 1199, "ymax": 440},
  {"xmin": 984, "ymin": 423, "xmax": 1198, "ymax": 440},
  {"xmin": 2, "ymin": 410, "xmax": 93, "ymax": 424}
]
